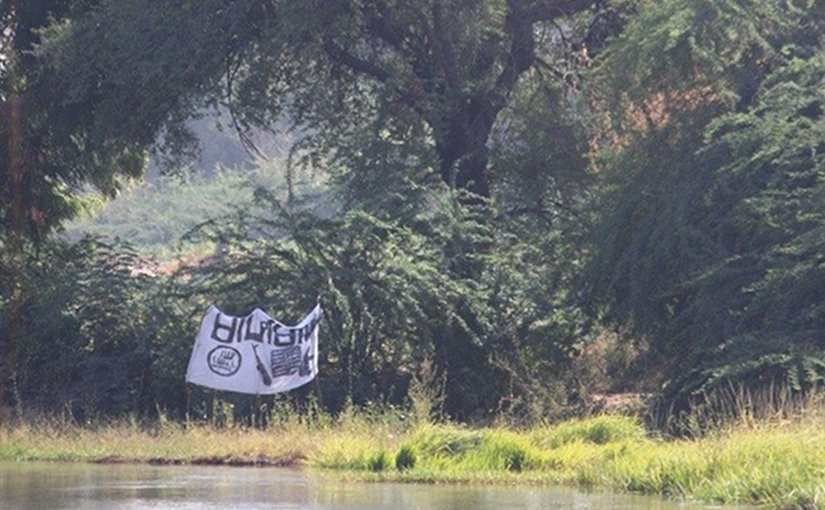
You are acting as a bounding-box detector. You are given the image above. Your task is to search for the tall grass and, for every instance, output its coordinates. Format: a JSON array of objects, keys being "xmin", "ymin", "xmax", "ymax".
[
  {"xmin": 311, "ymin": 412, "xmax": 825, "ymax": 509},
  {"xmin": 0, "ymin": 417, "xmax": 313, "ymax": 464},
  {"xmin": 0, "ymin": 403, "xmax": 405, "ymax": 466},
  {"xmin": 3, "ymin": 407, "xmax": 825, "ymax": 509}
]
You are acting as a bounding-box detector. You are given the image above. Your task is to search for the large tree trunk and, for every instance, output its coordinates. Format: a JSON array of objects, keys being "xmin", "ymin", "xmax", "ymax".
[
  {"xmin": 1, "ymin": 96, "xmax": 25, "ymax": 419},
  {"xmin": 322, "ymin": 1, "xmax": 599, "ymax": 198},
  {"xmin": 432, "ymin": 98, "xmax": 497, "ymax": 199},
  {"xmin": 429, "ymin": 2, "xmax": 547, "ymax": 199}
]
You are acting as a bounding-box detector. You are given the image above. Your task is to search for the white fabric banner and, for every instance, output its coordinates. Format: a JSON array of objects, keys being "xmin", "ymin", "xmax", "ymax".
[{"xmin": 186, "ymin": 304, "xmax": 321, "ymax": 395}]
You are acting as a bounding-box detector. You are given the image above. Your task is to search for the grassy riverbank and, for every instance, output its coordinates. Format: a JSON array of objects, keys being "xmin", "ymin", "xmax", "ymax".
[
  {"xmin": 2, "ymin": 413, "xmax": 824, "ymax": 509},
  {"xmin": 322, "ymin": 416, "xmax": 825, "ymax": 509}
]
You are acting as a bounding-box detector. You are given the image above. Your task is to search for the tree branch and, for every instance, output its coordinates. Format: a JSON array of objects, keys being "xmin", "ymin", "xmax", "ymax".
[
  {"xmin": 322, "ymin": 37, "xmax": 391, "ymax": 83},
  {"xmin": 533, "ymin": 56, "xmax": 568, "ymax": 82},
  {"xmin": 486, "ymin": 1, "xmax": 536, "ymax": 112},
  {"xmin": 224, "ymin": 49, "xmax": 269, "ymax": 161},
  {"xmin": 502, "ymin": 197, "xmax": 583, "ymax": 223},
  {"xmin": 361, "ymin": 0, "xmax": 407, "ymax": 51},
  {"xmin": 430, "ymin": 3, "xmax": 460, "ymax": 89}
]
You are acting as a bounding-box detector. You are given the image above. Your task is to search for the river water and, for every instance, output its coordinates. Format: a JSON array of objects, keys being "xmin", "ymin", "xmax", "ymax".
[{"xmin": 0, "ymin": 462, "xmax": 730, "ymax": 510}]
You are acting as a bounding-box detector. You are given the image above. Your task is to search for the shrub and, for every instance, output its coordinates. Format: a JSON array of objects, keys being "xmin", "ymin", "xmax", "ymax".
[
  {"xmin": 395, "ymin": 445, "xmax": 416, "ymax": 471},
  {"xmin": 535, "ymin": 415, "xmax": 645, "ymax": 449}
]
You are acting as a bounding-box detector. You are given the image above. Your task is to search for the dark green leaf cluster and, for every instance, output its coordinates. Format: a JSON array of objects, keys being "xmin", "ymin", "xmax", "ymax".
[
  {"xmin": 1, "ymin": 0, "xmax": 153, "ymax": 244},
  {"xmin": 586, "ymin": 2, "xmax": 825, "ymax": 421},
  {"xmin": 5, "ymin": 238, "xmax": 155, "ymax": 417},
  {"xmin": 173, "ymin": 174, "xmax": 586, "ymax": 419},
  {"xmin": 14, "ymin": 0, "xmax": 825, "ymax": 428}
]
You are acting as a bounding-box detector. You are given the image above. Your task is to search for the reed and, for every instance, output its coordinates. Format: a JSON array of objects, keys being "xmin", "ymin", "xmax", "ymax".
[
  {"xmin": 2, "ymin": 409, "xmax": 824, "ymax": 509},
  {"xmin": 0, "ymin": 416, "xmax": 317, "ymax": 464},
  {"xmin": 311, "ymin": 414, "xmax": 825, "ymax": 509},
  {"xmin": 0, "ymin": 402, "xmax": 407, "ymax": 466}
]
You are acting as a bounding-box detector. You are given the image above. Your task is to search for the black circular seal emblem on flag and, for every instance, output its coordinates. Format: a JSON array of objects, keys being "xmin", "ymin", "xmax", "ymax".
[{"xmin": 208, "ymin": 346, "xmax": 241, "ymax": 376}]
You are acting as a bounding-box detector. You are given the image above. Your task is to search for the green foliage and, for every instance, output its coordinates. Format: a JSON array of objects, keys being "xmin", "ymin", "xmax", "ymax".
[
  {"xmin": 35, "ymin": 0, "xmax": 608, "ymax": 197},
  {"xmin": 181, "ymin": 190, "xmax": 488, "ymax": 416},
  {"xmin": 395, "ymin": 444, "xmax": 416, "ymax": 471},
  {"xmin": 7, "ymin": 238, "xmax": 153, "ymax": 417},
  {"xmin": 532, "ymin": 415, "xmax": 645, "ymax": 448},
  {"xmin": 594, "ymin": 0, "xmax": 823, "ymax": 127},
  {"xmin": 482, "ymin": 433, "xmax": 530, "ymax": 472},
  {"xmin": 485, "ymin": 76, "xmax": 595, "ymax": 420},
  {"xmin": 406, "ymin": 353, "xmax": 446, "ymax": 426},
  {"xmin": 587, "ymin": 4, "xmax": 825, "ymax": 421},
  {"xmin": 64, "ymin": 161, "xmax": 321, "ymax": 255},
  {"xmin": 1, "ymin": 0, "xmax": 151, "ymax": 409},
  {"xmin": 4, "ymin": 0, "xmax": 598, "ymax": 422},
  {"xmin": 670, "ymin": 49, "xmax": 825, "ymax": 397},
  {"xmin": 391, "ymin": 418, "xmax": 644, "ymax": 475},
  {"xmin": 35, "ymin": 0, "xmax": 250, "ymax": 169},
  {"xmin": 147, "ymin": 99, "xmax": 592, "ymax": 420},
  {"xmin": 408, "ymin": 425, "xmax": 486, "ymax": 459},
  {"xmin": 1, "ymin": 0, "xmax": 147, "ymax": 243},
  {"xmin": 14, "ymin": 0, "xmax": 825, "ymax": 435},
  {"xmin": 5, "ymin": 116, "xmax": 590, "ymax": 424},
  {"xmin": 367, "ymin": 450, "xmax": 391, "ymax": 472},
  {"xmin": 7, "ymin": 412, "xmax": 825, "ymax": 508}
]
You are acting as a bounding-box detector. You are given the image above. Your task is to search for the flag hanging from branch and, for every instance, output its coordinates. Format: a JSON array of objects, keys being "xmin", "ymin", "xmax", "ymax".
[{"xmin": 186, "ymin": 304, "xmax": 322, "ymax": 395}]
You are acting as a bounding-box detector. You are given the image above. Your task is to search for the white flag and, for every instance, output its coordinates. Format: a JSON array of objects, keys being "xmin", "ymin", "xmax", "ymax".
[{"xmin": 186, "ymin": 304, "xmax": 321, "ymax": 395}]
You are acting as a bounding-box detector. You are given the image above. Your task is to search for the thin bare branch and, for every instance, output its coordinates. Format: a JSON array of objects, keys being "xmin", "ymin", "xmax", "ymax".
[{"xmin": 224, "ymin": 50, "xmax": 269, "ymax": 161}]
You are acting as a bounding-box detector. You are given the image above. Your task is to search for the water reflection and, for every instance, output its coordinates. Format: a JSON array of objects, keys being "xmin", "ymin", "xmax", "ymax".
[{"xmin": 0, "ymin": 462, "xmax": 732, "ymax": 510}]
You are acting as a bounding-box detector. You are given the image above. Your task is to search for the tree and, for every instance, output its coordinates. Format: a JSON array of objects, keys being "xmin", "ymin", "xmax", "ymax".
[
  {"xmin": 0, "ymin": 0, "xmax": 144, "ymax": 413},
  {"xmin": 38, "ymin": 0, "xmax": 617, "ymax": 199},
  {"xmin": 584, "ymin": 0, "xmax": 825, "ymax": 423}
]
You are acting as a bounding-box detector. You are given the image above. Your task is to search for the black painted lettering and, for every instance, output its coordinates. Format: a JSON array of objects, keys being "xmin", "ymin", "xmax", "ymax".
[
  {"xmin": 245, "ymin": 317, "xmax": 266, "ymax": 343},
  {"xmin": 211, "ymin": 313, "xmax": 237, "ymax": 344},
  {"xmin": 265, "ymin": 320, "xmax": 277, "ymax": 344},
  {"xmin": 273, "ymin": 327, "xmax": 294, "ymax": 347}
]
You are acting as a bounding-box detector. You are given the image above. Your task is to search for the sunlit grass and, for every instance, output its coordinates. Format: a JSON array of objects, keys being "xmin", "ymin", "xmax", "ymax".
[
  {"xmin": 3, "ymin": 411, "xmax": 825, "ymax": 508},
  {"xmin": 0, "ymin": 419, "xmax": 313, "ymax": 464},
  {"xmin": 312, "ymin": 414, "xmax": 825, "ymax": 509},
  {"xmin": 0, "ymin": 405, "xmax": 402, "ymax": 466}
]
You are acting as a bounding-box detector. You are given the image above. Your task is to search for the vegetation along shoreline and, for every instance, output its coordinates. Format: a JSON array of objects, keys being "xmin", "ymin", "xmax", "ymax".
[
  {"xmin": 4, "ymin": 2, "xmax": 825, "ymax": 510},
  {"xmin": 2, "ymin": 412, "xmax": 824, "ymax": 510}
]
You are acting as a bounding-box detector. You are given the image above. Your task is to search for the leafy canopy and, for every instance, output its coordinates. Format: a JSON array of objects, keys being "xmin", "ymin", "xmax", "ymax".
[{"xmin": 586, "ymin": 0, "xmax": 825, "ymax": 414}]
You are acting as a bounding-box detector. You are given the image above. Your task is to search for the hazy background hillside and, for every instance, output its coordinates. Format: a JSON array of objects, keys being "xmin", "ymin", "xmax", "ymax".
[{"xmin": 64, "ymin": 113, "xmax": 327, "ymax": 257}]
